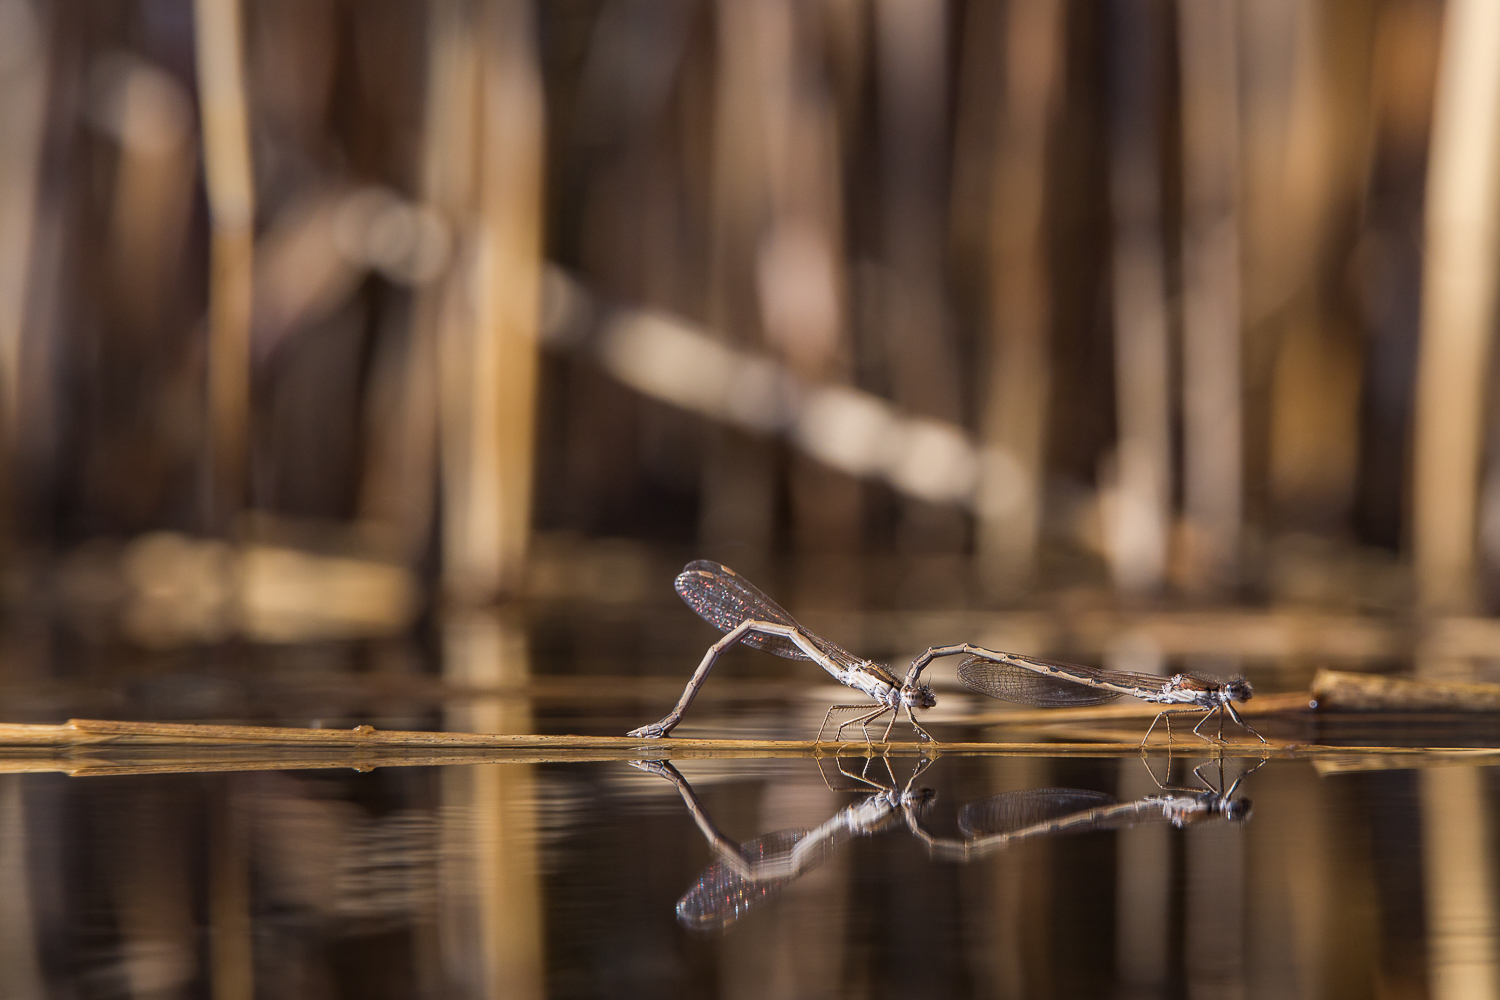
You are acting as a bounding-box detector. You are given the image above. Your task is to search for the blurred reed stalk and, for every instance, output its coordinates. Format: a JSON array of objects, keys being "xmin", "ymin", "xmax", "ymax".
[
  {"xmin": 1414, "ymin": 0, "xmax": 1500, "ymax": 613},
  {"xmin": 875, "ymin": 0, "xmax": 969, "ymax": 554},
  {"xmin": 104, "ymin": 59, "xmax": 196, "ymax": 346},
  {"xmin": 0, "ymin": 0, "xmax": 46, "ymax": 497},
  {"xmin": 417, "ymin": 0, "xmax": 545, "ymax": 604},
  {"xmin": 754, "ymin": 2, "xmax": 858, "ymax": 554},
  {"xmin": 1104, "ymin": 0, "xmax": 1171, "ymax": 596},
  {"xmin": 1177, "ymin": 0, "xmax": 1243, "ymax": 591},
  {"xmin": 1257, "ymin": 6, "xmax": 1371, "ymax": 539},
  {"xmin": 977, "ymin": 0, "xmax": 1065, "ymax": 594},
  {"xmin": 194, "ymin": 0, "xmax": 254, "ymax": 536},
  {"xmin": 468, "ymin": 0, "xmax": 545, "ymax": 600},
  {"xmin": 699, "ymin": 0, "xmax": 782, "ymax": 553},
  {"xmin": 874, "ymin": 0, "xmax": 959, "ymax": 426},
  {"xmin": 357, "ymin": 2, "xmax": 477, "ymax": 569}
]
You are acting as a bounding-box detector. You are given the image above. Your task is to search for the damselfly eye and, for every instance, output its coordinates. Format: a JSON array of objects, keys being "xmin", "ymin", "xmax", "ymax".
[
  {"xmin": 1226, "ymin": 679, "xmax": 1253, "ymax": 702},
  {"xmin": 1223, "ymin": 798, "xmax": 1253, "ymax": 822}
]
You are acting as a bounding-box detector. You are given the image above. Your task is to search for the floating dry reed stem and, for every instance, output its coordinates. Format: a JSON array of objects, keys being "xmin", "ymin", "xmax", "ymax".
[
  {"xmin": 1312, "ymin": 668, "xmax": 1500, "ymax": 711},
  {"xmin": 0, "ymin": 716, "xmax": 1485, "ymax": 782}
]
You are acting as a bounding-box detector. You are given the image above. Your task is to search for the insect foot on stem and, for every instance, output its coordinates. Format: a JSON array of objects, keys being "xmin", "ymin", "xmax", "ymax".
[{"xmin": 628, "ymin": 723, "xmax": 669, "ymax": 738}]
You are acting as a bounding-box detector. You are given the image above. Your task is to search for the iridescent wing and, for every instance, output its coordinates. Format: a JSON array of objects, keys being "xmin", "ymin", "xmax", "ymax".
[
  {"xmin": 958, "ymin": 788, "xmax": 1121, "ymax": 838},
  {"xmin": 957, "ymin": 656, "xmax": 1123, "ymax": 707},
  {"xmin": 676, "ymin": 827, "xmax": 847, "ymax": 931},
  {"xmin": 675, "ymin": 561, "xmax": 865, "ymax": 669}
]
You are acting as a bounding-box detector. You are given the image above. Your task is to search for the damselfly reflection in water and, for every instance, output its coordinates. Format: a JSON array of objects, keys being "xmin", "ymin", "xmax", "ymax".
[
  {"xmin": 634, "ymin": 753, "xmax": 1265, "ymax": 931},
  {"xmin": 908, "ymin": 755, "xmax": 1266, "ymax": 861},
  {"xmin": 628, "ymin": 561, "xmax": 937, "ymax": 742},
  {"xmin": 629, "ymin": 755, "xmax": 937, "ymax": 931}
]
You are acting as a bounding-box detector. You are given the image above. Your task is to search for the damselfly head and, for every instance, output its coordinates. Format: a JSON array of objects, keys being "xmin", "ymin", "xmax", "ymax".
[
  {"xmin": 903, "ymin": 684, "xmax": 937, "ymax": 709},
  {"xmin": 904, "ymin": 786, "xmax": 938, "ymax": 812},
  {"xmin": 1220, "ymin": 797, "xmax": 1253, "ymax": 823},
  {"xmin": 1224, "ymin": 677, "xmax": 1253, "ymax": 703}
]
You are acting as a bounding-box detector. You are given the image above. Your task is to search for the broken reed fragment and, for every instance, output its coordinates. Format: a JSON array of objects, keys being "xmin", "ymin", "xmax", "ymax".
[{"xmin": 1310, "ymin": 669, "xmax": 1500, "ymax": 712}]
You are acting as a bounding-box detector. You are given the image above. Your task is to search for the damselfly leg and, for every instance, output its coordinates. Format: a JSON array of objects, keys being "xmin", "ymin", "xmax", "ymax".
[
  {"xmin": 836, "ymin": 752, "xmax": 894, "ymax": 790},
  {"xmin": 1224, "ymin": 701, "xmax": 1266, "ymax": 743},
  {"xmin": 831, "ymin": 751, "xmax": 932, "ymax": 795},
  {"xmin": 816, "ymin": 704, "xmax": 893, "ymax": 745},
  {"xmin": 1140, "ymin": 706, "xmax": 1226, "ymax": 747},
  {"xmin": 629, "ymin": 617, "xmax": 857, "ymax": 738},
  {"xmin": 812, "ymin": 704, "xmax": 929, "ymax": 745},
  {"xmin": 1139, "ymin": 750, "xmax": 1267, "ymax": 802}
]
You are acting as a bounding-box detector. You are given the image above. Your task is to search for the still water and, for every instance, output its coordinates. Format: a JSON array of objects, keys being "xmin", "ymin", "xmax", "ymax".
[
  {"xmin": 1, "ymin": 584, "xmax": 1498, "ymax": 999},
  {"xmin": 0, "ymin": 747, "xmax": 1491, "ymax": 998}
]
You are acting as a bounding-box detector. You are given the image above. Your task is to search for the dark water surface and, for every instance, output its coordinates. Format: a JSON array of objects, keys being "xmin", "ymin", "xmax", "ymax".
[{"xmin": 0, "ymin": 748, "xmax": 1493, "ymax": 998}]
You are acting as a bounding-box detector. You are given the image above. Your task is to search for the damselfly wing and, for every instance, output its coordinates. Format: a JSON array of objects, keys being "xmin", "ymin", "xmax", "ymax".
[
  {"xmin": 677, "ymin": 829, "xmax": 811, "ymax": 931},
  {"xmin": 957, "ymin": 788, "xmax": 1120, "ymax": 838},
  {"xmin": 955, "ymin": 653, "xmax": 1178, "ymax": 706},
  {"xmin": 675, "ymin": 560, "xmax": 867, "ymax": 672}
]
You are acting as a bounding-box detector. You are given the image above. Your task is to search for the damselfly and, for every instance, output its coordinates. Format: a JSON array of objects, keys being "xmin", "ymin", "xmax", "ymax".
[
  {"xmin": 630, "ymin": 755, "xmax": 936, "ymax": 931},
  {"xmin": 627, "ymin": 561, "xmax": 937, "ymax": 742},
  {"xmin": 906, "ymin": 756, "xmax": 1264, "ymax": 861},
  {"xmin": 897, "ymin": 644, "xmax": 1266, "ymax": 745}
]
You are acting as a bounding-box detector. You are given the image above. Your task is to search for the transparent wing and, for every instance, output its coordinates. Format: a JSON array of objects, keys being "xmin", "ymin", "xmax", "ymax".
[
  {"xmin": 973, "ymin": 651, "xmax": 1174, "ymax": 697},
  {"xmin": 958, "ymin": 788, "xmax": 1120, "ymax": 838},
  {"xmin": 676, "ymin": 828, "xmax": 833, "ymax": 931},
  {"xmin": 957, "ymin": 656, "xmax": 1123, "ymax": 707},
  {"xmin": 676, "ymin": 561, "xmax": 864, "ymax": 667}
]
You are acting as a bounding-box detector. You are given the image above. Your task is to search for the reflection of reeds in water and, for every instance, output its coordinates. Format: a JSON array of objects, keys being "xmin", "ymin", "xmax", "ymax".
[
  {"xmin": 0, "ymin": 778, "xmax": 43, "ymax": 998},
  {"xmin": 254, "ymin": 790, "xmax": 441, "ymax": 924},
  {"xmin": 1422, "ymin": 765, "xmax": 1500, "ymax": 999}
]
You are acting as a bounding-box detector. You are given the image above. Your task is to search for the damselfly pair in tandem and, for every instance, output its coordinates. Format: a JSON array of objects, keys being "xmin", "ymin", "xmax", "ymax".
[{"xmin": 627, "ymin": 561, "xmax": 1266, "ymax": 746}]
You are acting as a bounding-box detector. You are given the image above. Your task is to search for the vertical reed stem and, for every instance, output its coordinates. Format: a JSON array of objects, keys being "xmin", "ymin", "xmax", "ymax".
[
  {"xmin": 1105, "ymin": 0, "xmax": 1171, "ymax": 594},
  {"xmin": 434, "ymin": 0, "xmax": 545, "ymax": 603},
  {"xmin": 977, "ymin": 0, "xmax": 1065, "ymax": 594},
  {"xmin": 1413, "ymin": 0, "xmax": 1500, "ymax": 612},
  {"xmin": 1178, "ymin": 0, "xmax": 1243, "ymax": 591},
  {"xmin": 194, "ymin": 0, "xmax": 254, "ymax": 535}
]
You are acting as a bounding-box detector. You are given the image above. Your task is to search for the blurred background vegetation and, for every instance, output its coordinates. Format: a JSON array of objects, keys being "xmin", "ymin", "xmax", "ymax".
[{"xmin": 2, "ymin": 0, "xmax": 1498, "ymax": 648}]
